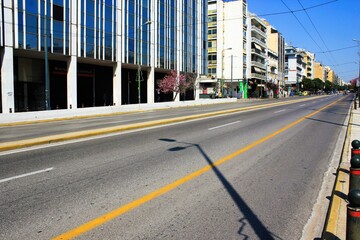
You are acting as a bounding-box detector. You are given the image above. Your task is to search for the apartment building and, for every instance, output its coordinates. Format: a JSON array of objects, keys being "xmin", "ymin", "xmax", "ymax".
[
  {"xmin": 303, "ymin": 51, "xmax": 315, "ymax": 79},
  {"xmin": 314, "ymin": 62, "xmax": 325, "ymax": 81},
  {"xmin": 0, "ymin": 0, "xmax": 207, "ymax": 113},
  {"xmin": 247, "ymin": 13, "xmax": 267, "ymax": 98},
  {"xmin": 201, "ymin": 0, "xmax": 248, "ymax": 98},
  {"xmin": 285, "ymin": 45, "xmax": 306, "ymax": 91},
  {"xmin": 265, "ymin": 21, "xmax": 285, "ymax": 95}
]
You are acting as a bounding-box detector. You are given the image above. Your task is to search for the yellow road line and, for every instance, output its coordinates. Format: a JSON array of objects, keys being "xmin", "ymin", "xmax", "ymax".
[
  {"xmin": 0, "ymin": 96, "xmax": 327, "ymax": 152},
  {"xmin": 53, "ymin": 97, "xmax": 343, "ymax": 240},
  {"xmin": 0, "ymin": 96, "xmax": 326, "ymax": 127}
]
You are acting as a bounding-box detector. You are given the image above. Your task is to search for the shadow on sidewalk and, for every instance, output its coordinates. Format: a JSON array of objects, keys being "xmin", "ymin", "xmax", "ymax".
[{"xmin": 159, "ymin": 138, "xmax": 282, "ymax": 239}]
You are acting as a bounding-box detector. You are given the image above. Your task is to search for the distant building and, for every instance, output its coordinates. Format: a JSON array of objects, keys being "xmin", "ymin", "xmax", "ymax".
[
  {"xmin": 264, "ymin": 21, "xmax": 285, "ymax": 94},
  {"xmin": 247, "ymin": 13, "xmax": 267, "ymax": 98},
  {"xmin": 314, "ymin": 62, "xmax": 325, "ymax": 81}
]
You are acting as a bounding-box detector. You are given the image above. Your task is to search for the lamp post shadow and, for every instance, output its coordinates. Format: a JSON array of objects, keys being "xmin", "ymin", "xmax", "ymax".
[{"xmin": 159, "ymin": 138, "xmax": 282, "ymax": 240}]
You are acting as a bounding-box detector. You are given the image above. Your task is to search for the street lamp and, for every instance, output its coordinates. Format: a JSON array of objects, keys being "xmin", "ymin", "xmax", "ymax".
[
  {"xmin": 137, "ymin": 20, "xmax": 152, "ymax": 104},
  {"xmin": 353, "ymin": 39, "xmax": 360, "ymax": 105}
]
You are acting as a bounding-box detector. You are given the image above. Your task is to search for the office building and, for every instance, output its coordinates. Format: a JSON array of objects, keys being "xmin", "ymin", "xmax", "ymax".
[{"xmin": 0, "ymin": 0, "xmax": 207, "ymax": 113}]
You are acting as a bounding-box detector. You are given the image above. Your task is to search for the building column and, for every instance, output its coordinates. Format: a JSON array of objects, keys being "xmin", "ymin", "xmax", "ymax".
[
  {"xmin": 147, "ymin": 67, "xmax": 155, "ymax": 104},
  {"xmin": 67, "ymin": 0, "xmax": 77, "ymax": 109},
  {"xmin": 67, "ymin": 56, "xmax": 77, "ymax": 109},
  {"xmin": 113, "ymin": 0, "xmax": 122, "ymax": 106},
  {"xmin": 194, "ymin": 74, "xmax": 200, "ymax": 100},
  {"xmin": 113, "ymin": 62, "xmax": 121, "ymax": 106},
  {"xmin": 1, "ymin": 2, "xmax": 14, "ymax": 113}
]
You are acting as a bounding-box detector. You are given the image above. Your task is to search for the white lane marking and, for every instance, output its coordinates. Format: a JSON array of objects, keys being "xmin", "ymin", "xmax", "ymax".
[
  {"xmin": 274, "ymin": 109, "xmax": 286, "ymax": 113},
  {"xmin": 0, "ymin": 167, "xmax": 54, "ymax": 184},
  {"xmin": 300, "ymin": 104, "xmax": 306, "ymax": 107},
  {"xmin": 208, "ymin": 121, "xmax": 241, "ymax": 130}
]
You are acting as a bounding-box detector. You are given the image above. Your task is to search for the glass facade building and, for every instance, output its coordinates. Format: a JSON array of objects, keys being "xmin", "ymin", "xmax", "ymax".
[{"xmin": 0, "ymin": 0, "xmax": 207, "ymax": 113}]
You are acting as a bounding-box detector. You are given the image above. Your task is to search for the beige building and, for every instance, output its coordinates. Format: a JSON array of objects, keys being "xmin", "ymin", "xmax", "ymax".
[
  {"xmin": 265, "ymin": 21, "xmax": 285, "ymax": 89},
  {"xmin": 303, "ymin": 51, "xmax": 315, "ymax": 79},
  {"xmin": 314, "ymin": 62, "xmax": 325, "ymax": 81}
]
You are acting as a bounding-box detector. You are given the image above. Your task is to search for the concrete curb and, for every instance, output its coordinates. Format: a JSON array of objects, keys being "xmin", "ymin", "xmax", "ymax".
[
  {"xmin": 0, "ymin": 97, "xmax": 324, "ymax": 152},
  {"xmin": 322, "ymin": 100, "xmax": 353, "ymax": 239}
]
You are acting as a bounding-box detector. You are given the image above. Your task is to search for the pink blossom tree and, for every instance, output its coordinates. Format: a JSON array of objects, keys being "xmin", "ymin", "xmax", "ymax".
[{"xmin": 157, "ymin": 70, "xmax": 190, "ymax": 101}]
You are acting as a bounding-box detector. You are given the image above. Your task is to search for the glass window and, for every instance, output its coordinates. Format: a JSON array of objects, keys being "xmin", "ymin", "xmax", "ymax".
[
  {"xmin": 26, "ymin": 33, "xmax": 38, "ymax": 49},
  {"xmin": 26, "ymin": 14, "xmax": 38, "ymax": 34},
  {"xmin": 26, "ymin": 1, "xmax": 38, "ymax": 14},
  {"xmin": 53, "ymin": 5, "xmax": 64, "ymax": 21}
]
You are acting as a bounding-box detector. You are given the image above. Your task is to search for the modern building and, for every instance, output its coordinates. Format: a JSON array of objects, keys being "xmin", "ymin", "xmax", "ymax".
[
  {"xmin": 201, "ymin": 0, "xmax": 248, "ymax": 98},
  {"xmin": 247, "ymin": 13, "xmax": 267, "ymax": 98},
  {"xmin": 0, "ymin": 0, "xmax": 207, "ymax": 114}
]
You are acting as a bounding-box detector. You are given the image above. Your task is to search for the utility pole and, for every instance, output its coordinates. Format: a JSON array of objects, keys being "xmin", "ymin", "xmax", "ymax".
[{"xmin": 353, "ymin": 39, "xmax": 360, "ymax": 107}]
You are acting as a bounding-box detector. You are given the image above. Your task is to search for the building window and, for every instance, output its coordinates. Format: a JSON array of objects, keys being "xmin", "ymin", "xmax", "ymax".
[{"xmin": 53, "ymin": 4, "xmax": 64, "ymax": 21}]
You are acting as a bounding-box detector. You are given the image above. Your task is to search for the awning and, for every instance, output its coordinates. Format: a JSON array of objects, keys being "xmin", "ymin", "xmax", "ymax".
[
  {"xmin": 253, "ymin": 43, "xmax": 263, "ymax": 51},
  {"xmin": 253, "ymin": 67, "xmax": 263, "ymax": 73}
]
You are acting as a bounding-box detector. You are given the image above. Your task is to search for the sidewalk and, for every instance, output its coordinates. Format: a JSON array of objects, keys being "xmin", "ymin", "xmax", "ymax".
[{"xmin": 322, "ymin": 98, "xmax": 359, "ymax": 239}]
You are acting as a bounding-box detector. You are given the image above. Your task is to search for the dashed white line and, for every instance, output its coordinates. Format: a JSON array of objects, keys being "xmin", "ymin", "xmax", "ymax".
[
  {"xmin": 300, "ymin": 104, "xmax": 306, "ymax": 107},
  {"xmin": 0, "ymin": 167, "xmax": 54, "ymax": 184},
  {"xmin": 208, "ymin": 121, "xmax": 241, "ymax": 130},
  {"xmin": 274, "ymin": 109, "xmax": 286, "ymax": 113}
]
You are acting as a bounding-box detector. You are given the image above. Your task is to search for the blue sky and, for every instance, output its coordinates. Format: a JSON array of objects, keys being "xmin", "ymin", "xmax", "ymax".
[{"xmin": 248, "ymin": 0, "xmax": 360, "ymax": 82}]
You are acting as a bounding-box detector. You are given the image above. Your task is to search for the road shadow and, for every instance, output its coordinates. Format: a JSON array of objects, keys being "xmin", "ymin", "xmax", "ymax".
[
  {"xmin": 305, "ymin": 117, "xmax": 346, "ymax": 127},
  {"xmin": 159, "ymin": 138, "xmax": 282, "ymax": 240},
  {"xmin": 321, "ymin": 231, "xmax": 341, "ymax": 240}
]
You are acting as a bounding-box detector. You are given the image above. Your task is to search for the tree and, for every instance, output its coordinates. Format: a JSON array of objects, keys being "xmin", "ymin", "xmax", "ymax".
[
  {"xmin": 313, "ymin": 78, "xmax": 324, "ymax": 92},
  {"xmin": 157, "ymin": 70, "xmax": 189, "ymax": 101},
  {"xmin": 324, "ymin": 80, "xmax": 333, "ymax": 92},
  {"xmin": 301, "ymin": 77, "xmax": 314, "ymax": 91}
]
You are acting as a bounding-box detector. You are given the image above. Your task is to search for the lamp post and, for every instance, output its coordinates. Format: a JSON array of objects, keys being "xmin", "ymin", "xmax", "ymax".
[
  {"xmin": 137, "ymin": 21, "xmax": 152, "ymax": 104},
  {"xmin": 353, "ymin": 39, "xmax": 360, "ymax": 105}
]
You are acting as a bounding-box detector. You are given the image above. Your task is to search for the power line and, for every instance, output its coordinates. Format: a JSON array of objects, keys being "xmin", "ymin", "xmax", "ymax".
[
  {"xmin": 279, "ymin": 0, "xmax": 325, "ymax": 52},
  {"xmin": 258, "ymin": 0, "xmax": 339, "ymax": 17},
  {"xmin": 297, "ymin": 0, "xmax": 338, "ymax": 68},
  {"xmin": 314, "ymin": 45, "xmax": 358, "ymax": 54}
]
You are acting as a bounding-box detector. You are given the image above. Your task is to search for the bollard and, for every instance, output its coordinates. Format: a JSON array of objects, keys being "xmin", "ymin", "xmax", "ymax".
[
  {"xmin": 347, "ymin": 189, "xmax": 360, "ymax": 240},
  {"xmin": 351, "ymin": 140, "xmax": 360, "ymax": 158},
  {"xmin": 350, "ymin": 156, "xmax": 360, "ymax": 192}
]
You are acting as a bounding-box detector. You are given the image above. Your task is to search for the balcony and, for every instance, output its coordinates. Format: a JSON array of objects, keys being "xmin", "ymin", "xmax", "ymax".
[
  {"xmin": 251, "ymin": 37, "xmax": 266, "ymax": 48},
  {"xmin": 251, "ymin": 61, "xmax": 266, "ymax": 69},
  {"xmin": 251, "ymin": 49, "xmax": 266, "ymax": 57},
  {"xmin": 251, "ymin": 73, "xmax": 266, "ymax": 80},
  {"xmin": 251, "ymin": 25, "xmax": 266, "ymax": 37}
]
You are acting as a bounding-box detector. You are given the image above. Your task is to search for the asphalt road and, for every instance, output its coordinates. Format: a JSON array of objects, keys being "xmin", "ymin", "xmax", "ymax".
[
  {"xmin": 0, "ymin": 96, "xmax": 323, "ymax": 143},
  {"xmin": 0, "ymin": 94, "xmax": 352, "ymax": 239}
]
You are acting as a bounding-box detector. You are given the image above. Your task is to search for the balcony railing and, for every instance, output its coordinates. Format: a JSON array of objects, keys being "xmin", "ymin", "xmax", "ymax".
[
  {"xmin": 251, "ymin": 61, "xmax": 266, "ymax": 69},
  {"xmin": 251, "ymin": 49, "xmax": 266, "ymax": 57},
  {"xmin": 251, "ymin": 37, "xmax": 266, "ymax": 48},
  {"xmin": 251, "ymin": 26, "xmax": 266, "ymax": 37},
  {"xmin": 251, "ymin": 73, "xmax": 266, "ymax": 80}
]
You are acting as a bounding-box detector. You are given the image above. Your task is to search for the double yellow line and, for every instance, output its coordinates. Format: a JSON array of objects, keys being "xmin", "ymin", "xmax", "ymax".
[{"xmin": 53, "ymin": 97, "xmax": 344, "ymax": 239}]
